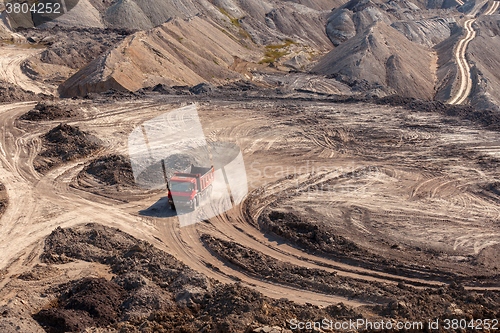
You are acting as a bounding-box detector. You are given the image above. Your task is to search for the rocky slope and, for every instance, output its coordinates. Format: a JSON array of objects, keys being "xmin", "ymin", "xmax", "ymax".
[
  {"xmin": 313, "ymin": 21, "xmax": 436, "ymax": 99},
  {"xmin": 469, "ymin": 15, "xmax": 500, "ymax": 111},
  {"xmin": 58, "ymin": 16, "xmax": 260, "ymax": 97},
  {"xmin": 0, "ymin": 13, "xmax": 16, "ymax": 41}
]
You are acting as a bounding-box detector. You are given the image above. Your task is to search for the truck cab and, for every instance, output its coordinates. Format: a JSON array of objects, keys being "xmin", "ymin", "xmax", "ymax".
[
  {"xmin": 168, "ymin": 176, "xmax": 198, "ymax": 209},
  {"xmin": 168, "ymin": 165, "xmax": 214, "ymax": 210}
]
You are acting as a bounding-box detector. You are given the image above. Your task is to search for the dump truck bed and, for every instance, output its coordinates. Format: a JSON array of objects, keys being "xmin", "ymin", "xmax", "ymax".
[{"xmin": 189, "ymin": 165, "xmax": 213, "ymax": 175}]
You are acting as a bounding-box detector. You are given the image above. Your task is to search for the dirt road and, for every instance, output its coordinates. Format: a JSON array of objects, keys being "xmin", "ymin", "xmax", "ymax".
[
  {"xmin": 0, "ymin": 101, "xmax": 371, "ymax": 307},
  {"xmin": 1, "ymin": 89, "xmax": 500, "ymax": 312},
  {"xmin": 0, "ymin": 46, "xmax": 54, "ymax": 95},
  {"xmin": 448, "ymin": 0, "xmax": 499, "ymax": 104}
]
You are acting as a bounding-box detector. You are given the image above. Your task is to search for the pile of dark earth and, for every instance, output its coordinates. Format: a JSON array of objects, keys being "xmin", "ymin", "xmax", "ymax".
[
  {"xmin": 256, "ymin": 209, "xmax": 500, "ymax": 284},
  {"xmin": 373, "ymin": 95, "xmax": 500, "ymax": 131},
  {"xmin": 80, "ymin": 154, "xmax": 136, "ymax": 187},
  {"xmin": 34, "ymin": 123, "xmax": 102, "ymax": 173},
  {"xmin": 84, "ymin": 81, "xmax": 264, "ymax": 102},
  {"xmin": 0, "ymin": 80, "xmax": 39, "ymax": 103},
  {"xmin": 33, "ymin": 224, "xmax": 500, "ymax": 333},
  {"xmin": 35, "ymin": 224, "xmax": 357, "ymax": 333},
  {"xmin": 20, "ymin": 102, "xmax": 76, "ymax": 121},
  {"xmin": 202, "ymin": 234, "xmax": 395, "ymax": 303},
  {"xmin": 201, "ymin": 234, "xmax": 500, "ymax": 324}
]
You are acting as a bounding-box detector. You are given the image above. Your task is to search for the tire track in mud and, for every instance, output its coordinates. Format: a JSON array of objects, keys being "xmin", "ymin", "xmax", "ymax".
[
  {"xmin": 157, "ymin": 219, "xmax": 363, "ymax": 307},
  {"xmin": 0, "ymin": 102, "xmax": 369, "ymax": 307},
  {"xmin": 235, "ymin": 173, "xmax": 500, "ymax": 291},
  {"xmin": 0, "ymin": 47, "xmax": 54, "ymax": 95},
  {"xmin": 2, "ymin": 100, "xmax": 500, "ymax": 311}
]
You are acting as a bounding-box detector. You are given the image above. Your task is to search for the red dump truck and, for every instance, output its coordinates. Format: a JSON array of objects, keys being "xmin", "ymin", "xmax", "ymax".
[{"xmin": 168, "ymin": 165, "xmax": 215, "ymax": 210}]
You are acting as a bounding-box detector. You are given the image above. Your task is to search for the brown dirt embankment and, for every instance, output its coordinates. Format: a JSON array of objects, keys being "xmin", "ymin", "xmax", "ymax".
[
  {"xmin": 0, "ymin": 80, "xmax": 38, "ymax": 103},
  {"xmin": 34, "ymin": 124, "xmax": 102, "ymax": 173},
  {"xmin": 20, "ymin": 102, "xmax": 76, "ymax": 121},
  {"xmin": 79, "ymin": 154, "xmax": 135, "ymax": 187},
  {"xmin": 34, "ymin": 224, "xmax": 358, "ymax": 333}
]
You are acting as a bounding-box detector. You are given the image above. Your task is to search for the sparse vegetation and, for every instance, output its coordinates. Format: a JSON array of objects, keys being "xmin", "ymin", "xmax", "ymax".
[
  {"xmin": 265, "ymin": 39, "xmax": 296, "ymax": 50},
  {"xmin": 218, "ymin": 7, "xmax": 250, "ymax": 40},
  {"xmin": 230, "ymin": 17, "xmax": 241, "ymax": 28},
  {"xmin": 259, "ymin": 50, "xmax": 288, "ymax": 64},
  {"xmin": 259, "ymin": 39, "xmax": 296, "ymax": 64}
]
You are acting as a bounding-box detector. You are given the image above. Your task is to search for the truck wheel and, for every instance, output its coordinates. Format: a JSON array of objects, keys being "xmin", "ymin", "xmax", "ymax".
[
  {"xmin": 195, "ymin": 197, "xmax": 199, "ymax": 208},
  {"xmin": 170, "ymin": 203, "xmax": 175, "ymax": 210}
]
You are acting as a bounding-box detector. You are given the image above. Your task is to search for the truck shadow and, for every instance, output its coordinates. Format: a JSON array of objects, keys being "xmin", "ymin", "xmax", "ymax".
[{"xmin": 139, "ymin": 197, "xmax": 178, "ymax": 218}]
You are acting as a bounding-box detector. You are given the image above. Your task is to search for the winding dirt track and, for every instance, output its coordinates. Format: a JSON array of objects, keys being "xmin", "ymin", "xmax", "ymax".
[
  {"xmin": 2, "ymin": 96, "xmax": 499, "ymax": 311},
  {"xmin": 0, "ymin": 102, "xmax": 375, "ymax": 307},
  {"xmin": 448, "ymin": 0, "xmax": 499, "ymax": 105},
  {"xmin": 0, "ymin": 46, "xmax": 54, "ymax": 95}
]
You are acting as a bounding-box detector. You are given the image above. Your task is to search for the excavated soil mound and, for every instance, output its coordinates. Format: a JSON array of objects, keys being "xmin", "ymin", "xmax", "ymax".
[
  {"xmin": 34, "ymin": 278, "xmax": 126, "ymax": 332},
  {"xmin": 36, "ymin": 224, "xmax": 358, "ymax": 332},
  {"xmin": 34, "ymin": 124, "xmax": 102, "ymax": 173},
  {"xmin": 260, "ymin": 210, "xmax": 362, "ymax": 256},
  {"xmin": 81, "ymin": 154, "xmax": 135, "ymax": 186},
  {"xmin": 20, "ymin": 102, "xmax": 76, "ymax": 121},
  {"xmin": 134, "ymin": 153, "xmax": 199, "ymax": 189},
  {"xmin": 0, "ymin": 80, "xmax": 38, "ymax": 103},
  {"xmin": 202, "ymin": 234, "xmax": 393, "ymax": 303}
]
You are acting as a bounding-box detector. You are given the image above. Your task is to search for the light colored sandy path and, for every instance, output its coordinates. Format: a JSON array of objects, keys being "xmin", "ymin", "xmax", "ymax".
[
  {"xmin": 448, "ymin": 0, "xmax": 499, "ymax": 104},
  {"xmin": 0, "ymin": 102, "xmax": 369, "ymax": 307},
  {"xmin": 0, "ymin": 46, "xmax": 55, "ymax": 95}
]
